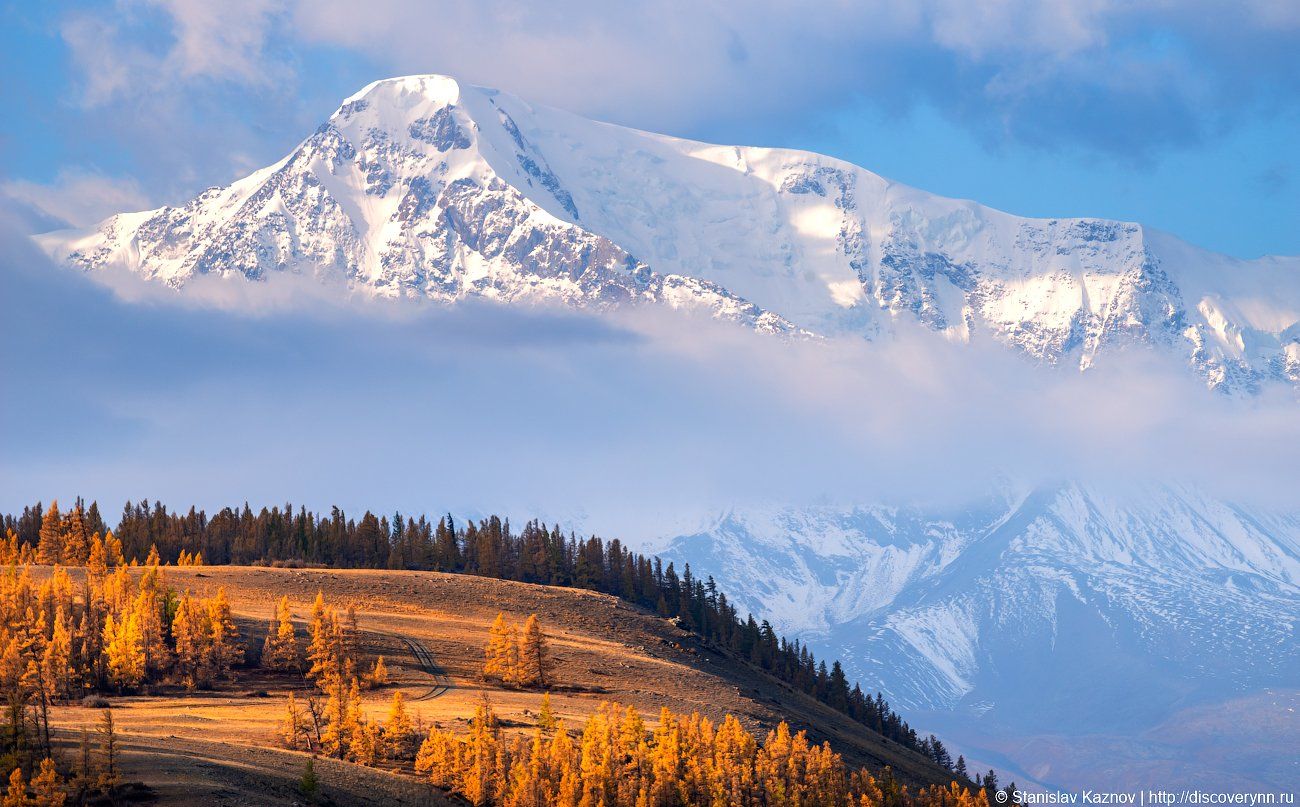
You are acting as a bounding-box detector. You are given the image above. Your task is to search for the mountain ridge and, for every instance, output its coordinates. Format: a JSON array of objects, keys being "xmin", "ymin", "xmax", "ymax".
[{"xmin": 37, "ymin": 74, "xmax": 1300, "ymax": 391}]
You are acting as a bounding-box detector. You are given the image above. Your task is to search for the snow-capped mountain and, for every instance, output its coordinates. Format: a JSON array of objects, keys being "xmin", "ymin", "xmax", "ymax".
[
  {"xmin": 660, "ymin": 485, "xmax": 1300, "ymax": 711},
  {"xmin": 39, "ymin": 75, "xmax": 1300, "ymax": 390},
  {"xmin": 657, "ymin": 485, "xmax": 1300, "ymax": 789}
]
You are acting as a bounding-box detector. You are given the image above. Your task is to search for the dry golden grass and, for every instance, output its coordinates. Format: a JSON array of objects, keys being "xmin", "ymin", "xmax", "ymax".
[{"xmin": 42, "ymin": 565, "xmax": 953, "ymax": 804}]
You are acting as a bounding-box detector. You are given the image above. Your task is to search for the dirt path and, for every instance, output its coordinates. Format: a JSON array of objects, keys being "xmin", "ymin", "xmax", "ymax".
[{"xmin": 377, "ymin": 630, "xmax": 453, "ymax": 701}]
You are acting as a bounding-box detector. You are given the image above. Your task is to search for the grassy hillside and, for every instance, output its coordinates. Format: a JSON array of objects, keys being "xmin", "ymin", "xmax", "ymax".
[{"xmin": 34, "ymin": 565, "xmax": 959, "ymax": 804}]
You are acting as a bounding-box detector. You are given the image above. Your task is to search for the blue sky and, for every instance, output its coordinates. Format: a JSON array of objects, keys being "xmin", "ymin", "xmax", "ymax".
[{"xmin": 1, "ymin": 0, "xmax": 1297, "ymax": 258}]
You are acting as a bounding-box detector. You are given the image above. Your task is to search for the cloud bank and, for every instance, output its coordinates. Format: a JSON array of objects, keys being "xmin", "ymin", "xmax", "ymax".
[
  {"xmin": 56, "ymin": 0, "xmax": 1300, "ymax": 160},
  {"xmin": 4, "ymin": 214, "xmax": 1298, "ymax": 542}
]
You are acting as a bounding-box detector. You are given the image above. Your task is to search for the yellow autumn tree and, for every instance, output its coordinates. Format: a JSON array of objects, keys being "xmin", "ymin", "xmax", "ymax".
[
  {"xmin": 306, "ymin": 592, "xmax": 345, "ymax": 685},
  {"xmin": 518, "ymin": 614, "xmax": 547, "ymax": 688},
  {"xmin": 30, "ymin": 758, "xmax": 65, "ymax": 807},
  {"xmin": 103, "ymin": 531, "xmax": 125, "ymax": 568},
  {"xmin": 367, "ymin": 655, "xmax": 388, "ymax": 688},
  {"xmin": 34, "ymin": 501, "xmax": 62, "ymax": 566},
  {"xmin": 2, "ymin": 768, "xmax": 26, "ymax": 807},
  {"xmin": 483, "ymin": 613, "xmax": 512, "ymax": 682},
  {"xmin": 102, "ymin": 611, "xmax": 144, "ymax": 690},
  {"xmin": 406, "ymin": 698, "xmax": 947, "ymax": 807},
  {"xmin": 171, "ymin": 592, "xmax": 208, "ymax": 687},
  {"xmin": 87, "ymin": 535, "xmax": 107, "ymax": 576},
  {"xmin": 261, "ymin": 596, "xmax": 299, "ymax": 671},
  {"xmin": 205, "ymin": 587, "xmax": 242, "ymax": 679},
  {"xmin": 537, "ymin": 692, "xmax": 556, "ymax": 733},
  {"xmin": 41, "ymin": 609, "xmax": 72, "ymax": 700},
  {"xmin": 382, "ymin": 690, "xmax": 415, "ymax": 760},
  {"xmin": 279, "ymin": 691, "xmax": 308, "ymax": 751}
]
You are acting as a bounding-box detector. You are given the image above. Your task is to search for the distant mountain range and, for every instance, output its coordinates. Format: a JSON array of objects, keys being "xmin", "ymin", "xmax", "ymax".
[{"xmin": 39, "ymin": 74, "xmax": 1300, "ymax": 392}]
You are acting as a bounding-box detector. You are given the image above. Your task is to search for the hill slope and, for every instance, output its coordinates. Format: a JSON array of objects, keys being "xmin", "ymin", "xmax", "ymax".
[{"xmin": 43, "ymin": 565, "xmax": 959, "ymax": 804}]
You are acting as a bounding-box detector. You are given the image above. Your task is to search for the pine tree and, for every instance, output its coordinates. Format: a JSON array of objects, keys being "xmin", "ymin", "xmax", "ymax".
[{"xmin": 298, "ymin": 757, "xmax": 319, "ymax": 800}]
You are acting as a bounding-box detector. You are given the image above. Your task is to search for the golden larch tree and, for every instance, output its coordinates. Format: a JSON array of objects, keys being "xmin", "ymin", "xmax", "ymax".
[
  {"xmin": 31, "ymin": 758, "xmax": 65, "ymax": 807},
  {"xmin": 35, "ymin": 501, "xmax": 62, "ymax": 566},
  {"xmin": 205, "ymin": 587, "xmax": 242, "ymax": 679},
  {"xmin": 102, "ymin": 611, "xmax": 144, "ymax": 690},
  {"xmin": 261, "ymin": 595, "xmax": 299, "ymax": 671},
  {"xmin": 519, "ymin": 614, "xmax": 547, "ymax": 688},
  {"xmin": 383, "ymin": 690, "xmax": 415, "ymax": 759}
]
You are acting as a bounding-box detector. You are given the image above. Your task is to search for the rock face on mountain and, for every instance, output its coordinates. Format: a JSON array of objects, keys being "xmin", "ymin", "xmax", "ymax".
[
  {"xmin": 40, "ymin": 75, "xmax": 1300, "ymax": 390},
  {"xmin": 661, "ymin": 485, "xmax": 1300, "ymax": 713},
  {"xmin": 656, "ymin": 485, "xmax": 1300, "ymax": 789}
]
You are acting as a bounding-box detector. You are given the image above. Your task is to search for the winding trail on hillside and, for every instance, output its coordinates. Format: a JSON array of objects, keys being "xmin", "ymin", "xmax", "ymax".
[{"xmin": 378, "ymin": 630, "xmax": 452, "ymax": 700}]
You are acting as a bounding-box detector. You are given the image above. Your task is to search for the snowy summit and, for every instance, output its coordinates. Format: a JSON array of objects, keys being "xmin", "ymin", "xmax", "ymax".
[{"xmin": 39, "ymin": 74, "xmax": 1300, "ymax": 391}]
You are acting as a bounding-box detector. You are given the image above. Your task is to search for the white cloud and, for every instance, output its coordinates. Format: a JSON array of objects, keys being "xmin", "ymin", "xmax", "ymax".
[
  {"xmin": 49, "ymin": 0, "xmax": 1300, "ymax": 161},
  {"xmin": 1, "ymin": 170, "xmax": 152, "ymax": 230},
  {"xmin": 5, "ymin": 204, "xmax": 1297, "ymax": 533},
  {"xmin": 143, "ymin": 0, "xmax": 287, "ymax": 83},
  {"xmin": 281, "ymin": 0, "xmax": 1298, "ymax": 153},
  {"xmin": 61, "ymin": 0, "xmax": 289, "ymax": 106}
]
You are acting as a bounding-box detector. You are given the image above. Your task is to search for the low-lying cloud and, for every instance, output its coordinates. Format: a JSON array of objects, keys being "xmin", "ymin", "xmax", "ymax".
[{"xmin": 3, "ymin": 217, "xmax": 1298, "ymax": 544}]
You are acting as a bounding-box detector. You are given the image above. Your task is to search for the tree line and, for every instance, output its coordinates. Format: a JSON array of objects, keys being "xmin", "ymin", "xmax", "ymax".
[
  {"xmin": 3, "ymin": 499, "xmax": 945, "ymax": 767},
  {"xmin": 412, "ymin": 696, "xmax": 989, "ymax": 807}
]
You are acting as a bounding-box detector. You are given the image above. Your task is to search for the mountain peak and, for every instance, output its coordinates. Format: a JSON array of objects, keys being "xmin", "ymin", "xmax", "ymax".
[
  {"xmin": 336, "ymin": 74, "xmax": 465, "ymax": 119},
  {"xmin": 35, "ymin": 76, "xmax": 1300, "ymax": 390}
]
